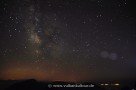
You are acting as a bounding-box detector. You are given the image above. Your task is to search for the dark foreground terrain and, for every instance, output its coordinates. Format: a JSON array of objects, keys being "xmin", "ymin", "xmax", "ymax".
[{"xmin": 0, "ymin": 79, "xmax": 136, "ymax": 90}]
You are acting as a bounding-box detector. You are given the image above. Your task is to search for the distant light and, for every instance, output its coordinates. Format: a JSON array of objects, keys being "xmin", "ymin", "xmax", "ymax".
[
  {"xmin": 115, "ymin": 83, "xmax": 120, "ymax": 86},
  {"xmin": 100, "ymin": 84, "xmax": 104, "ymax": 86},
  {"xmin": 105, "ymin": 84, "xmax": 109, "ymax": 86}
]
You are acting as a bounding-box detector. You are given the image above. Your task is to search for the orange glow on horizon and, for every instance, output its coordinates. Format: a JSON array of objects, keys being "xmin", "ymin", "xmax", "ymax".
[{"xmin": 0, "ymin": 61, "xmax": 88, "ymax": 82}]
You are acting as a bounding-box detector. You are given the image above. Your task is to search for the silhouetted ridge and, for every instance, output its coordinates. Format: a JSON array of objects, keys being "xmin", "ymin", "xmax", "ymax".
[{"xmin": 5, "ymin": 79, "xmax": 46, "ymax": 90}]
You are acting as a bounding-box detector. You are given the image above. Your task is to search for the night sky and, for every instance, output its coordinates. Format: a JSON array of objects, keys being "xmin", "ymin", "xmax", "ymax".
[{"xmin": 0, "ymin": 0, "xmax": 136, "ymax": 82}]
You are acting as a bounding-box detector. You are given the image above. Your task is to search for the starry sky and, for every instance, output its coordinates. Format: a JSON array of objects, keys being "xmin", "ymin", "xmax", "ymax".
[{"xmin": 0, "ymin": 0, "xmax": 136, "ymax": 82}]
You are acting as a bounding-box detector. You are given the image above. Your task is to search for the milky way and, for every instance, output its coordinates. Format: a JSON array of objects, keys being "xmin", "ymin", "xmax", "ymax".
[{"xmin": 0, "ymin": 0, "xmax": 136, "ymax": 81}]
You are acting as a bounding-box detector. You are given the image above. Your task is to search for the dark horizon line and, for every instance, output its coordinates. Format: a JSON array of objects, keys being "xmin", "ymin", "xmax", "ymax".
[{"xmin": 0, "ymin": 78, "xmax": 136, "ymax": 83}]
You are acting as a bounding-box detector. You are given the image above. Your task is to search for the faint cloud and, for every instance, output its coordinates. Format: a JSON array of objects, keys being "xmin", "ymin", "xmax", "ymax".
[
  {"xmin": 109, "ymin": 53, "xmax": 117, "ymax": 60},
  {"xmin": 100, "ymin": 51, "xmax": 118, "ymax": 60},
  {"xmin": 100, "ymin": 51, "xmax": 109, "ymax": 58}
]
